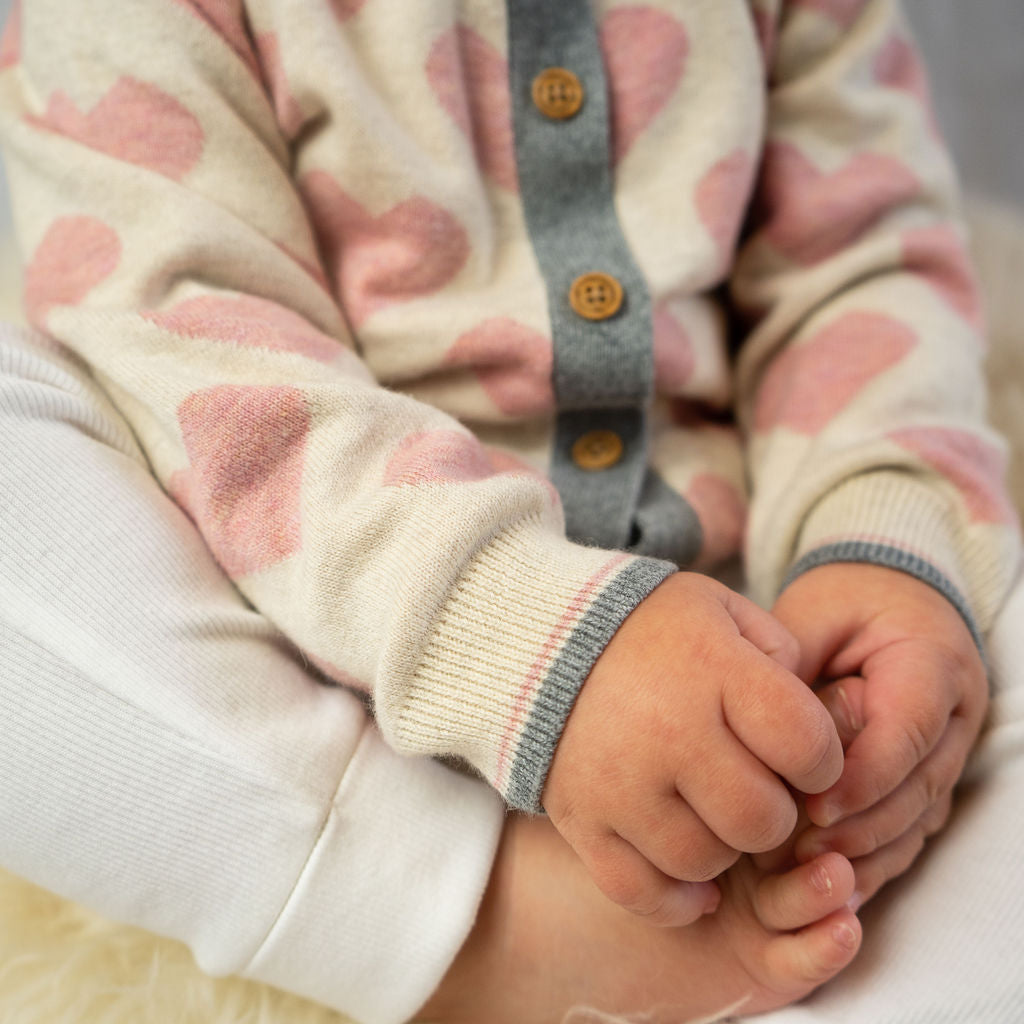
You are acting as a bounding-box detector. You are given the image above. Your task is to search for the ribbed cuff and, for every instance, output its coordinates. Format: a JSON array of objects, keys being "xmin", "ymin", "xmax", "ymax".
[
  {"xmin": 785, "ymin": 469, "xmax": 983, "ymax": 644},
  {"xmin": 784, "ymin": 541, "xmax": 983, "ymax": 653},
  {"xmin": 244, "ymin": 725, "xmax": 504, "ymax": 1024},
  {"xmin": 395, "ymin": 516, "xmax": 676, "ymax": 812}
]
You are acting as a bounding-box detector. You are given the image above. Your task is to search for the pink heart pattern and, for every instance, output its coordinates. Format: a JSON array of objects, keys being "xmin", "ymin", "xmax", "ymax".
[
  {"xmin": 685, "ymin": 472, "xmax": 747, "ymax": 569},
  {"xmin": 484, "ymin": 448, "xmax": 561, "ymax": 508},
  {"xmin": 32, "ymin": 77, "xmax": 204, "ymax": 182},
  {"xmin": 382, "ymin": 429, "xmax": 498, "ymax": 488},
  {"xmin": 758, "ymin": 141, "xmax": 920, "ymax": 265},
  {"xmin": 255, "ymin": 32, "xmax": 304, "ymax": 139},
  {"xmin": 171, "ymin": 0, "xmax": 260, "ymax": 77},
  {"xmin": 902, "ymin": 224, "xmax": 984, "ymax": 331},
  {"xmin": 888, "ymin": 427, "xmax": 1017, "ymax": 526},
  {"xmin": 172, "ymin": 0, "xmax": 261, "ymax": 78},
  {"xmin": 144, "ymin": 294, "xmax": 352, "ymax": 365},
  {"xmin": 695, "ymin": 148, "xmax": 757, "ymax": 277},
  {"xmin": 755, "ymin": 311, "xmax": 918, "ymax": 434},
  {"xmin": 748, "ymin": 3, "xmax": 778, "ymax": 70},
  {"xmin": 25, "ymin": 217, "xmax": 122, "ymax": 327},
  {"xmin": 599, "ymin": 6, "xmax": 689, "ymax": 165},
  {"xmin": 0, "ymin": 0, "xmax": 20, "ymax": 70},
  {"xmin": 329, "ymin": 0, "xmax": 370, "ymax": 20},
  {"xmin": 300, "ymin": 170, "xmax": 470, "ymax": 327},
  {"xmin": 443, "ymin": 318, "xmax": 553, "ymax": 417},
  {"xmin": 172, "ymin": 385, "xmax": 311, "ymax": 578},
  {"xmin": 652, "ymin": 303, "xmax": 695, "ymax": 394},
  {"xmin": 873, "ymin": 32, "xmax": 940, "ymax": 138},
  {"xmin": 426, "ymin": 25, "xmax": 518, "ymax": 192}
]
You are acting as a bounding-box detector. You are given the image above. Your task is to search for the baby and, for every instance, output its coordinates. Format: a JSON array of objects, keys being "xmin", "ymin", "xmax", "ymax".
[{"xmin": 0, "ymin": 0, "xmax": 1013, "ymax": 1018}]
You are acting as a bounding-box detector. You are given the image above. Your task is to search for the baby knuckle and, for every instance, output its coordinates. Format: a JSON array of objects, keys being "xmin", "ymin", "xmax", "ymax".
[
  {"xmin": 775, "ymin": 631, "xmax": 801, "ymax": 671},
  {"xmin": 547, "ymin": 791, "xmax": 583, "ymax": 838},
  {"xmin": 904, "ymin": 716, "xmax": 939, "ymax": 765},
  {"xmin": 680, "ymin": 838, "xmax": 740, "ymax": 882},
  {"xmin": 917, "ymin": 768, "xmax": 945, "ymax": 811},
  {"xmin": 594, "ymin": 862, "xmax": 662, "ymax": 917},
  {"xmin": 738, "ymin": 801, "xmax": 795, "ymax": 853},
  {"xmin": 922, "ymin": 792, "xmax": 952, "ymax": 835},
  {"xmin": 791, "ymin": 715, "xmax": 840, "ymax": 788}
]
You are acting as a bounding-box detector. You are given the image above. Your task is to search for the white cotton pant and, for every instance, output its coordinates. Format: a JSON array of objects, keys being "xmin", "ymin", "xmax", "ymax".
[
  {"xmin": 2, "ymin": 321, "xmax": 1024, "ymax": 1024},
  {"xmin": 0, "ymin": 323, "xmax": 504, "ymax": 1024}
]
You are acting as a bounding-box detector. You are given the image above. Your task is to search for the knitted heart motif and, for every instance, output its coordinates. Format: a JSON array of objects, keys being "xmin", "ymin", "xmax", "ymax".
[
  {"xmin": 600, "ymin": 5, "xmax": 689, "ymax": 164},
  {"xmin": 755, "ymin": 311, "xmax": 918, "ymax": 434},
  {"xmin": 652, "ymin": 303, "xmax": 695, "ymax": 394},
  {"xmin": 902, "ymin": 225, "xmax": 984, "ymax": 331},
  {"xmin": 300, "ymin": 170, "xmax": 470, "ymax": 327},
  {"xmin": 888, "ymin": 428, "xmax": 1018, "ymax": 526},
  {"xmin": 444, "ymin": 317, "xmax": 553, "ymax": 417},
  {"xmin": 685, "ymin": 473, "xmax": 746, "ymax": 569},
  {"xmin": 0, "ymin": 0, "xmax": 20, "ymax": 69},
  {"xmin": 383, "ymin": 429, "xmax": 498, "ymax": 487},
  {"xmin": 426, "ymin": 24, "xmax": 518, "ymax": 192},
  {"xmin": 173, "ymin": 385, "xmax": 311, "ymax": 578},
  {"xmin": 255, "ymin": 32, "xmax": 304, "ymax": 138},
  {"xmin": 330, "ymin": 0, "xmax": 369, "ymax": 20},
  {"xmin": 32, "ymin": 77, "xmax": 204, "ymax": 181},
  {"xmin": 758, "ymin": 141, "xmax": 920, "ymax": 266},
  {"xmin": 695, "ymin": 148, "xmax": 757, "ymax": 278},
  {"xmin": 145, "ymin": 295, "xmax": 363, "ymax": 367},
  {"xmin": 25, "ymin": 217, "xmax": 121, "ymax": 327},
  {"xmin": 873, "ymin": 32, "xmax": 939, "ymax": 137},
  {"xmin": 172, "ymin": 0, "xmax": 260, "ymax": 76},
  {"xmin": 748, "ymin": 4, "xmax": 777, "ymax": 67}
]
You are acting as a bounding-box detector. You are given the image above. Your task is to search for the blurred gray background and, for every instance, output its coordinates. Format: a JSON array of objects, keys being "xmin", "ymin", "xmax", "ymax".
[{"xmin": 0, "ymin": 0, "xmax": 1021, "ymax": 247}]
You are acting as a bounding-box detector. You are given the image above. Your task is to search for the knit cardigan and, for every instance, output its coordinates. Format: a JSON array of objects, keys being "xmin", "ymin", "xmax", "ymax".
[{"xmin": 0, "ymin": 0, "xmax": 1017, "ymax": 812}]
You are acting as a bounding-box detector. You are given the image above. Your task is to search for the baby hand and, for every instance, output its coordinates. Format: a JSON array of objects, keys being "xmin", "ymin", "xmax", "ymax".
[
  {"xmin": 541, "ymin": 572, "xmax": 844, "ymax": 927},
  {"xmin": 772, "ymin": 563, "xmax": 988, "ymax": 905}
]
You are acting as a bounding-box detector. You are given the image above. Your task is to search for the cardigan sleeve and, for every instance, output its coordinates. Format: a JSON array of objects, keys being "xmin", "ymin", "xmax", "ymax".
[
  {"xmin": 0, "ymin": 0, "xmax": 674, "ymax": 811},
  {"xmin": 732, "ymin": 0, "xmax": 1020, "ymax": 639}
]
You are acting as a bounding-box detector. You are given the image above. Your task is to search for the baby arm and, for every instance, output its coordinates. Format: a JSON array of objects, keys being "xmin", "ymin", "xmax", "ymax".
[
  {"xmin": 727, "ymin": 0, "xmax": 1019, "ymax": 897},
  {"xmin": 543, "ymin": 571, "xmax": 844, "ymax": 926},
  {"xmin": 0, "ymin": 0, "xmax": 677, "ymax": 811},
  {"xmin": 773, "ymin": 562, "xmax": 988, "ymax": 904}
]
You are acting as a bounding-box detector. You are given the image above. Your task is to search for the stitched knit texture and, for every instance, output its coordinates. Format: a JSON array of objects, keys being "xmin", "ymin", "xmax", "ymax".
[{"xmin": 0, "ymin": 0, "xmax": 1019, "ymax": 807}]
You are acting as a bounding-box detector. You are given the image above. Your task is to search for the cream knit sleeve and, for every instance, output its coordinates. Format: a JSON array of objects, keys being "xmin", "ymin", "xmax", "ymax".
[
  {"xmin": 0, "ymin": 0, "xmax": 674, "ymax": 810},
  {"xmin": 0, "ymin": 324, "xmax": 503, "ymax": 1024},
  {"xmin": 733, "ymin": 0, "xmax": 1020, "ymax": 639}
]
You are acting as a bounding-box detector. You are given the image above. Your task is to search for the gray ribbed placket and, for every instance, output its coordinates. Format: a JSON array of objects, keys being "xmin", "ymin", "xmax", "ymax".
[{"xmin": 506, "ymin": 0, "xmax": 653, "ymax": 551}]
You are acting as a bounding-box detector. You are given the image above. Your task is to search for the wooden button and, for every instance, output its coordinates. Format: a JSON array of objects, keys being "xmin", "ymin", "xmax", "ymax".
[
  {"xmin": 569, "ymin": 272, "xmax": 624, "ymax": 321},
  {"xmin": 531, "ymin": 67, "xmax": 585, "ymax": 120},
  {"xmin": 572, "ymin": 430, "xmax": 624, "ymax": 471}
]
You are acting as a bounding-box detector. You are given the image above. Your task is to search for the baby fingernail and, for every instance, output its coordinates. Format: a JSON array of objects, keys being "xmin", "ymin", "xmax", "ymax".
[
  {"xmin": 833, "ymin": 922, "xmax": 858, "ymax": 950},
  {"xmin": 846, "ymin": 891, "xmax": 864, "ymax": 913},
  {"xmin": 817, "ymin": 801, "xmax": 841, "ymax": 827},
  {"xmin": 836, "ymin": 684, "xmax": 862, "ymax": 733},
  {"xmin": 703, "ymin": 886, "xmax": 722, "ymax": 915},
  {"xmin": 811, "ymin": 863, "xmax": 833, "ymax": 897}
]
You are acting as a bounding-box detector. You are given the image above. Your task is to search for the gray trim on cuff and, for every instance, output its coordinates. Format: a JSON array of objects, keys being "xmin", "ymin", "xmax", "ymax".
[
  {"xmin": 782, "ymin": 541, "xmax": 985, "ymax": 655},
  {"xmin": 505, "ymin": 556, "xmax": 677, "ymax": 812}
]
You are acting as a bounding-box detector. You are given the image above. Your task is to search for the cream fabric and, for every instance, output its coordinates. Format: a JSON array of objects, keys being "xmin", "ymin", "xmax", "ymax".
[{"xmin": 0, "ymin": 325, "xmax": 502, "ymax": 1024}]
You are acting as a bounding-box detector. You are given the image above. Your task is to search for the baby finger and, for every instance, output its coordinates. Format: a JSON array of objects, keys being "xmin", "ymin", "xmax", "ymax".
[{"xmin": 578, "ymin": 830, "xmax": 722, "ymax": 925}]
